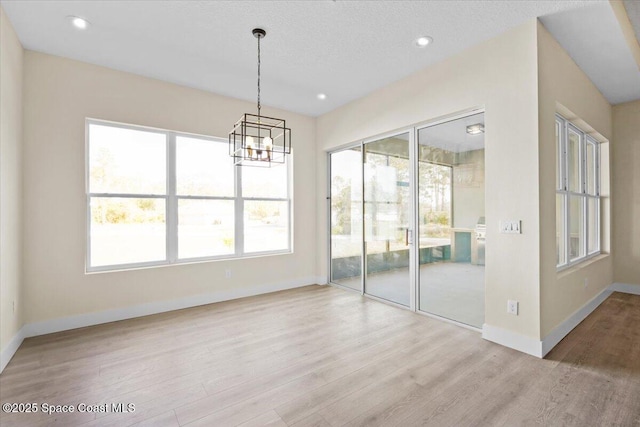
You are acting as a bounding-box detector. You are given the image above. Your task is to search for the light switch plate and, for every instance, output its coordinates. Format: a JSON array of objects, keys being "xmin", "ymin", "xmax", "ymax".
[{"xmin": 500, "ymin": 220, "xmax": 521, "ymax": 234}]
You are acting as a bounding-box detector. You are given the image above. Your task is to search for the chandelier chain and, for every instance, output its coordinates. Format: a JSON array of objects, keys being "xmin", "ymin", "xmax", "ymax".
[{"xmin": 257, "ymin": 34, "xmax": 261, "ymax": 116}]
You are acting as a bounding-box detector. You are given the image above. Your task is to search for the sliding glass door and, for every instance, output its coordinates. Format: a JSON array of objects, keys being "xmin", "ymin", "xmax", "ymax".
[
  {"xmin": 330, "ymin": 147, "xmax": 363, "ymax": 291},
  {"xmin": 329, "ymin": 111, "xmax": 485, "ymax": 327},
  {"xmin": 417, "ymin": 113, "xmax": 485, "ymax": 327},
  {"xmin": 363, "ymin": 132, "xmax": 412, "ymax": 306}
]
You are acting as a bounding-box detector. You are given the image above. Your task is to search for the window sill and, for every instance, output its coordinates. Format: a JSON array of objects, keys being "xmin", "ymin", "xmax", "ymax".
[
  {"xmin": 85, "ymin": 250, "xmax": 293, "ymax": 274},
  {"xmin": 557, "ymin": 253, "xmax": 609, "ymax": 279}
]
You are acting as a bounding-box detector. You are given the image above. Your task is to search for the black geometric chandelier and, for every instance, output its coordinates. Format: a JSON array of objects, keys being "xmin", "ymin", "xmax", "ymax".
[{"xmin": 229, "ymin": 28, "xmax": 291, "ymax": 167}]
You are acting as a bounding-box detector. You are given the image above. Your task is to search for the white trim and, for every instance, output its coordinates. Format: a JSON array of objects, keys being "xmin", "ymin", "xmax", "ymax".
[
  {"xmin": 483, "ymin": 283, "xmax": 638, "ymax": 359},
  {"xmin": 23, "ymin": 278, "xmax": 319, "ymax": 338},
  {"xmin": 610, "ymin": 282, "xmax": 640, "ymax": 295},
  {"xmin": 316, "ymin": 275, "xmax": 328, "ymax": 285},
  {"xmin": 0, "ymin": 326, "xmax": 26, "ymax": 374},
  {"xmin": 4, "ymin": 280, "xmax": 634, "ymax": 372},
  {"xmin": 482, "ymin": 324, "xmax": 543, "ymax": 358},
  {"xmin": 540, "ymin": 286, "xmax": 613, "ymax": 356}
]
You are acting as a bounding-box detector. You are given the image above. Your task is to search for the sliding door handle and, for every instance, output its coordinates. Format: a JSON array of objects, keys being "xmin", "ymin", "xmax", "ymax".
[{"xmin": 405, "ymin": 229, "xmax": 413, "ymax": 246}]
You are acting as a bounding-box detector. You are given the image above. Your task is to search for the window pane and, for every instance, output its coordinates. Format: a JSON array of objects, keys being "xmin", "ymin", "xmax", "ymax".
[
  {"xmin": 556, "ymin": 120, "xmax": 562, "ymax": 190},
  {"xmin": 89, "ymin": 124, "xmax": 166, "ymax": 194},
  {"xmin": 244, "ymin": 201, "xmax": 289, "ymax": 252},
  {"xmin": 567, "ymin": 130, "xmax": 581, "ymax": 193},
  {"xmin": 90, "ymin": 197, "xmax": 166, "ymax": 267},
  {"xmin": 330, "ymin": 148, "xmax": 362, "ymax": 291},
  {"xmin": 178, "ymin": 199, "xmax": 234, "ymax": 259},
  {"xmin": 588, "ymin": 197, "xmax": 599, "ymax": 254},
  {"xmin": 556, "ymin": 193, "xmax": 566, "ymax": 266},
  {"xmin": 586, "ymin": 141, "xmax": 596, "ymax": 195},
  {"xmin": 242, "ymin": 162, "xmax": 288, "ymax": 198},
  {"xmin": 568, "ymin": 195, "xmax": 585, "ymax": 260},
  {"xmin": 176, "ymin": 136, "xmax": 234, "ymax": 197},
  {"xmin": 419, "ymin": 162, "xmax": 452, "ymax": 245}
]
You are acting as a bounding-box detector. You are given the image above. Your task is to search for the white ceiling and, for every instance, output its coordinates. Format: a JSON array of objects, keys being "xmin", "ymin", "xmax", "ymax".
[
  {"xmin": 540, "ymin": 2, "xmax": 640, "ymax": 105},
  {"xmin": 2, "ymin": 0, "xmax": 638, "ymax": 117}
]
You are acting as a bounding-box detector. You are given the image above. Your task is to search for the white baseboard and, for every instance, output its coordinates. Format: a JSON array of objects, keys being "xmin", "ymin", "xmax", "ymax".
[
  {"xmin": 610, "ymin": 282, "xmax": 640, "ymax": 295},
  {"xmin": 0, "ymin": 326, "xmax": 26, "ymax": 374},
  {"xmin": 1, "ymin": 277, "xmax": 321, "ymax": 373},
  {"xmin": 540, "ymin": 286, "xmax": 614, "ymax": 356},
  {"xmin": 483, "ymin": 283, "xmax": 636, "ymax": 359},
  {"xmin": 24, "ymin": 276, "xmax": 321, "ymax": 338},
  {"xmin": 3, "ymin": 278, "xmax": 633, "ymax": 372},
  {"xmin": 482, "ymin": 324, "xmax": 543, "ymax": 358}
]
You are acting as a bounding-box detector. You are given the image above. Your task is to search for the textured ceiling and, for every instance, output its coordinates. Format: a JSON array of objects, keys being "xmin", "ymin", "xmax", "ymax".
[
  {"xmin": 1, "ymin": 0, "xmax": 636, "ymax": 116},
  {"xmin": 540, "ymin": 2, "xmax": 640, "ymax": 105}
]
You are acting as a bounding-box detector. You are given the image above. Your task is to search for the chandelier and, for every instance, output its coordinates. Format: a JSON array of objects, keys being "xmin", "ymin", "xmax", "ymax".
[{"xmin": 229, "ymin": 28, "xmax": 291, "ymax": 167}]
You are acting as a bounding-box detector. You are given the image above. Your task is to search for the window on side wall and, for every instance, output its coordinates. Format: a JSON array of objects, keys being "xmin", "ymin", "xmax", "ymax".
[{"xmin": 555, "ymin": 114, "xmax": 600, "ymax": 269}]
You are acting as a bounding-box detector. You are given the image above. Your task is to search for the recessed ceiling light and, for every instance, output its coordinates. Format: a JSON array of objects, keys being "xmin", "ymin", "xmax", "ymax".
[
  {"xmin": 414, "ymin": 36, "xmax": 433, "ymax": 48},
  {"xmin": 68, "ymin": 16, "xmax": 89, "ymax": 30},
  {"xmin": 317, "ymin": 93, "xmax": 327, "ymax": 100}
]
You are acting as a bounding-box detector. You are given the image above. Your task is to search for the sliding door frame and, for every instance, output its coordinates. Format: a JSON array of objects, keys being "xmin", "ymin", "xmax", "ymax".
[
  {"xmin": 413, "ymin": 108, "xmax": 485, "ymax": 331},
  {"xmin": 327, "ymin": 142, "xmax": 365, "ymax": 295},
  {"xmin": 327, "ymin": 107, "xmax": 484, "ymax": 323},
  {"xmin": 362, "ymin": 127, "xmax": 416, "ymax": 310}
]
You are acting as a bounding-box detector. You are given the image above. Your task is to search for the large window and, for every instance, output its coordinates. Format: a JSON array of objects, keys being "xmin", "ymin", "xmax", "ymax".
[
  {"xmin": 555, "ymin": 114, "xmax": 600, "ymax": 269},
  {"xmin": 87, "ymin": 120, "xmax": 291, "ymax": 271}
]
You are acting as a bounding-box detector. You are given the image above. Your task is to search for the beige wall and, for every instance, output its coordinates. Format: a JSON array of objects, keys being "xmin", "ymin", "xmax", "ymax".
[
  {"xmin": 612, "ymin": 100, "xmax": 640, "ymax": 285},
  {"xmin": 22, "ymin": 52, "xmax": 317, "ymax": 324},
  {"xmin": 0, "ymin": 7, "xmax": 24, "ymax": 353},
  {"xmin": 537, "ymin": 22, "xmax": 613, "ymax": 337},
  {"xmin": 317, "ymin": 21, "xmax": 542, "ymax": 339}
]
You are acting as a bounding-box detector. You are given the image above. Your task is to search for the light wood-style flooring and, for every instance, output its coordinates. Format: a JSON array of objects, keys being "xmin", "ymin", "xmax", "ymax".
[{"xmin": 1, "ymin": 285, "xmax": 639, "ymax": 426}]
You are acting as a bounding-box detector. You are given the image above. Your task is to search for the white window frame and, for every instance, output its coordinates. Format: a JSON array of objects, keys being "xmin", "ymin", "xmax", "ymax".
[
  {"xmin": 555, "ymin": 114, "xmax": 600, "ymax": 270},
  {"xmin": 86, "ymin": 119, "xmax": 292, "ymax": 273}
]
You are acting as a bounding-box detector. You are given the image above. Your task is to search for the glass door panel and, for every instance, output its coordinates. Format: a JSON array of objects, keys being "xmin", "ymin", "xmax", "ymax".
[
  {"xmin": 363, "ymin": 133, "xmax": 411, "ymax": 306},
  {"xmin": 417, "ymin": 113, "xmax": 485, "ymax": 327},
  {"xmin": 330, "ymin": 147, "xmax": 363, "ymax": 291}
]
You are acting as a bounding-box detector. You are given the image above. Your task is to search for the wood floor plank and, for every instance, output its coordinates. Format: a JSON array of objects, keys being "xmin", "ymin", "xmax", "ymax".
[
  {"xmin": 1, "ymin": 287, "xmax": 638, "ymax": 427},
  {"xmin": 235, "ymin": 410, "xmax": 287, "ymax": 427},
  {"xmin": 289, "ymin": 412, "xmax": 332, "ymax": 427},
  {"xmin": 129, "ymin": 410, "xmax": 179, "ymax": 427}
]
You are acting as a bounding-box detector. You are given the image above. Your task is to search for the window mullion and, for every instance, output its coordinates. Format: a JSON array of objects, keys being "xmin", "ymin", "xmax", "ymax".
[
  {"xmin": 235, "ymin": 165, "xmax": 244, "ymax": 256},
  {"xmin": 563, "ymin": 121, "xmax": 568, "ymax": 191},
  {"xmin": 563, "ymin": 121, "xmax": 570, "ymax": 265},
  {"xmin": 167, "ymin": 132, "xmax": 178, "ymax": 263},
  {"xmin": 596, "ymin": 142, "xmax": 600, "ymax": 196}
]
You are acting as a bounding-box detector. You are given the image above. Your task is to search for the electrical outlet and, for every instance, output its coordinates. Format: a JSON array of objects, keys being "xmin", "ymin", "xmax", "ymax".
[
  {"xmin": 507, "ymin": 300, "xmax": 519, "ymax": 315},
  {"xmin": 225, "ymin": 269, "xmax": 232, "ymax": 279},
  {"xmin": 500, "ymin": 220, "xmax": 521, "ymax": 234}
]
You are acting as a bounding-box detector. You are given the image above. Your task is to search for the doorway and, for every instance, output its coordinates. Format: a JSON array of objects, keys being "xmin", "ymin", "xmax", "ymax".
[
  {"xmin": 416, "ymin": 113, "xmax": 485, "ymax": 328},
  {"xmin": 329, "ymin": 111, "xmax": 485, "ymax": 328}
]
